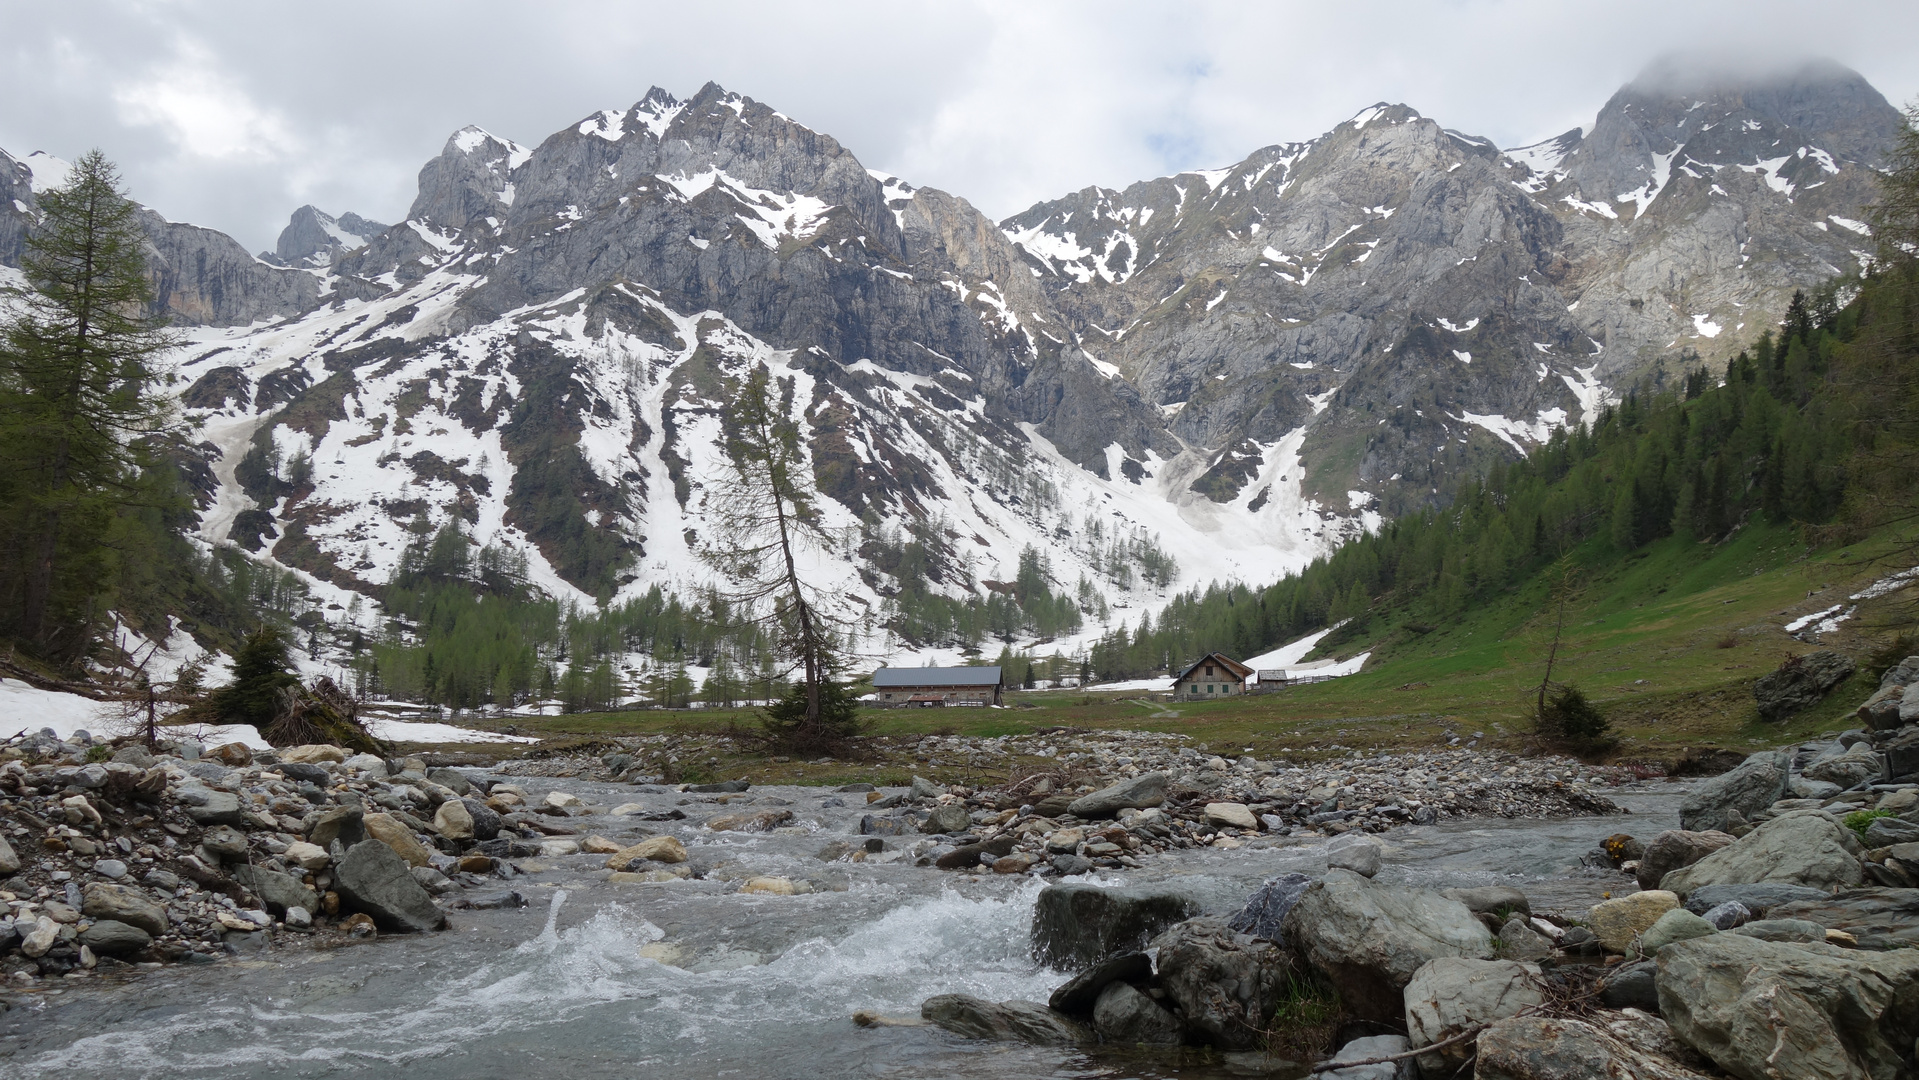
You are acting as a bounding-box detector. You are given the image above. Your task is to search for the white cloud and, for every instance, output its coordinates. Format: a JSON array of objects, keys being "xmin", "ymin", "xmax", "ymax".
[{"xmin": 112, "ymin": 39, "xmax": 298, "ymax": 163}]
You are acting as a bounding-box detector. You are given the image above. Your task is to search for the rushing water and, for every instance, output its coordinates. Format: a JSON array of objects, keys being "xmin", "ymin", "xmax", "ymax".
[{"xmin": 1, "ymin": 774, "xmax": 1692, "ymax": 1079}]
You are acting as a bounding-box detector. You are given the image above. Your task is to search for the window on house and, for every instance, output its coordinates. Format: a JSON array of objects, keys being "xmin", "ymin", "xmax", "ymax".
[{"xmin": 1206, "ymin": 665, "xmax": 1215, "ymax": 676}]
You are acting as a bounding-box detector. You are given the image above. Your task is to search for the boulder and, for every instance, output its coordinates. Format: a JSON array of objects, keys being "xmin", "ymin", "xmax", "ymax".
[
  {"xmin": 919, "ymin": 803, "xmax": 972, "ymax": 835},
  {"xmin": 183, "ymin": 790, "xmax": 245, "ymax": 826},
  {"xmin": 0, "ymin": 833, "xmax": 18, "ymax": 876},
  {"xmin": 1659, "ymin": 810, "xmax": 1864, "ymax": 897},
  {"xmin": 1598, "ymin": 960, "xmax": 1660, "ymax": 1012},
  {"xmin": 1678, "ymin": 753, "xmax": 1788, "ymax": 833},
  {"xmin": 909, "ymin": 776, "xmax": 943, "ymax": 800},
  {"xmin": 433, "ymin": 799, "xmax": 475, "ymax": 840},
  {"xmin": 306, "ymin": 805, "xmax": 366, "ymax": 850},
  {"xmin": 459, "ymin": 797, "xmax": 503, "ymax": 841},
  {"xmin": 1790, "ymin": 777, "xmax": 1846, "ymax": 799},
  {"xmin": 1065, "ymin": 772, "xmax": 1168, "ymax": 818},
  {"xmin": 1697, "ymin": 901, "xmax": 1752, "ymax": 930},
  {"xmin": 1327, "ymin": 834, "xmax": 1383, "ymax": 877},
  {"xmin": 1863, "ymin": 815, "xmax": 1919, "ymax": 847},
  {"xmin": 278, "ymin": 761, "xmax": 331, "ymax": 786},
  {"xmin": 606, "ymin": 836, "xmax": 688, "ymax": 869},
  {"xmin": 78, "ymin": 919, "xmax": 151, "ymax": 955},
  {"xmin": 281, "ymin": 744, "xmax": 348, "ymax": 764},
  {"xmin": 919, "ymin": 994, "xmax": 1087, "ymax": 1045},
  {"xmin": 1405, "ymin": 957, "xmax": 1544, "ymax": 1075},
  {"xmin": 1657, "ymin": 931, "xmax": 1919, "ymax": 1080},
  {"xmin": 1766, "ymin": 887, "xmax": 1919, "ymax": 950},
  {"xmin": 1091, "ymin": 981, "xmax": 1183, "ymax": 1046},
  {"xmin": 1859, "ymin": 685, "xmax": 1907, "ymax": 730},
  {"xmin": 1499, "ymin": 916, "xmax": 1553, "ymax": 960},
  {"xmin": 1804, "ymin": 744, "xmax": 1882, "ymax": 789},
  {"xmin": 1151, "ymin": 917, "xmax": 1292, "ymax": 1049},
  {"xmin": 1589, "ymin": 890, "xmax": 1679, "ymax": 953},
  {"xmin": 1030, "ymin": 882, "xmax": 1201, "ymax": 969},
  {"xmin": 1439, "ymin": 885, "xmax": 1531, "ymax": 918},
  {"xmin": 1204, "ymin": 802, "xmax": 1258, "ymax": 830},
  {"xmin": 1228, "ymin": 872, "xmax": 1314, "ymax": 939},
  {"xmin": 1882, "ymin": 655, "xmax": 1919, "ymax": 691},
  {"xmin": 80, "ymin": 882, "xmax": 169, "ymax": 936},
  {"xmin": 1047, "ymin": 952, "xmax": 1153, "ymax": 1014},
  {"xmin": 705, "ymin": 809, "xmax": 793, "ymax": 832},
  {"xmin": 1681, "ymin": 882, "xmax": 1829, "ymax": 917},
  {"xmin": 229, "ymin": 864, "xmax": 319, "ymax": 918},
  {"xmin": 340, "ymin": 753, "xmax": 387, "ymax": 774},
  {"xmin": 362, "ymin": 812, "xmax": 433, "ymax": 867},
  {"xmin": 1282, "ymin": 877, "xmax": 1492, "ymax": 1024},
  {"xmin": 332, "ymin": 838, "xmax": 447, "ymax": 932},
  {"xmin": 1886, "ymin": 728, "xmax": 1919, "ymax": 780},
  {"xmin": 1639, "ymin": 909, "xmax": 1716, "ymax": 955},
  {"xmin": 1475, "ymin": 1014, "xmax": 1709, "ymax": 1080},
  {"xmin": 1753, "ymin": 649, "xmax": 1857, "ymax": 721},
  {"xmin": 1729, "ymin": 918, "xmax": 1829, "ymax": 943}
]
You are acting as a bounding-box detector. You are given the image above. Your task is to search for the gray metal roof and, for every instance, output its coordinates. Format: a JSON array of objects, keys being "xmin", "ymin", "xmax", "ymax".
[{"xmin": 871, "ymin": 666, "xmax": 1002, "ymax": 688}]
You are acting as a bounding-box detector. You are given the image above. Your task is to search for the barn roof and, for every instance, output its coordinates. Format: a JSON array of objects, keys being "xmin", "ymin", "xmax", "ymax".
[{"xmin": 871, "ymin": 666, "xmax": 1003, "ymax": 688}]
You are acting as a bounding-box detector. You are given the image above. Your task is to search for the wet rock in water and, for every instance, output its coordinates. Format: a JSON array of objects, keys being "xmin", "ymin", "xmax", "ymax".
[
  {"xmin": 459, "ymin": 797, "xmax": 503, "ymax": 841},
  {"xmin": 410, "ymin": 866, "xmax": 455, "ymax": 894},
  {"xmin": 1697, "ymin": 900, "xmax": 1751, "ymax": 930},
  {"xmin": 919, "ymin": 994, "xmax": 1087, "ymax": 1045},
  {"xmin": 1092, "ymin": 981, "xmax": 1183, "ymax": 1046},
  {"xmin": 1589, "ymin": 891, "xmax": 1679, "ymax": 953},
  {"xmin": 229, "ymin": 864, "xmax": 319, "ymax": 918},
  {"xmin": 1765, "ymin": 887, "xmax": 1919, "ymax": 950},
  {"xmin": 993, "ymin": 853, "xmax": 1038, "ymax": 874},
  {"xmin": 1659, "ymin": 810, "xmax": 1863, "ymax": 897},
  {"xmin": 362, "ymin": 812, "xmax": 433, "ymax": 867},
  {"xmin": 1047, "ymin": 952, "xmax": 1153, "ymax": 1014},
  {"xmin": 1030, "ymin": 882, "xmax": 1202, "ymax": 969},
  {"xmin": 1678, "ymin": 752, "xmax": 1789, "ymax": 833},
  {"xmin": 1657, "ymin": 931, "xmax": 1919, "ymax": 1080},
  {"xmin": 459, "ymin": 890, "xmax": 526, "ymax": 910},
  {"xmin": 1151, "ymin": 917, "xmax": 1292, "ymax": 1050},
  {"xmin": 1474, "ymin": 1015, "xmax": 1706, "ymax": 1080},
  {"xmin": 919, "ymin": 803, "xmax": 972, "ymax": 835},
  {"xmin": 433, "ymin": 799, "xmax": 475, "ymax": 840},
  {"xmin": 1282, "ymin": 877, "xmax": 1492, "ymax": 1024},
  {"xmin": 1327, "ymin": 834, "xmax": 1382, "ymax": 877},
  {"xmin": 1598, "ymin": 959, "xmax": 1660, "ymax": 1012},
  {"xmin": 1228, "ymin": 872, "xmax": 1314, "ymax": 940},
  {"xmin": 332, "ymin": 838, "xmax": 447, "ymax": 932},
  {"xmin": 580, "ymin": 835, "xmax": 622, "ymax": 854},
  {"xmin": 1050, "ymin": 854, "xmax": 1093, "ymax": 876},
  {"xmin": 1319, "ymin": 1034, "xmax": 1416, "ymax": 1079},
  {"xmin": 1066, "ymin": 772, "xmax": 1168, "ymax": 819},
  {"xmin": 1639, "ymin": 909, "xmax": 1717, "ymax": 955},
  {"xmin": 705, "ymin": 809, "xmax": 793, "ymax": 832},
  {"xmin": 858, "ymin": 814, "xmax": 914, "ymax": 836},
  {"xmin": 739, "ymin": 876, "xmax": 808, "ymax": 895},
  {"xmin": 78, "ymin": 919, "xmax": 151, "ymax": 956},
  {"xmin": 1635, "ymin": 830, "xmax": 1736, "ymax": 891},
  {"xmin": 935, "ymin": 845, "xmax": 989, "ymax": 870},
  {"xmin": 1680, "ymin": 882, "xmax": 1828, "ymax": 918},
  {"xmin": 1753, "ymin": 649, "xmax": 1856, "ymax": 721},
  {"xmin": 1403, "ymin": 958, "xmax": 1544, "ymax": 1076},
  {"xmin": 80, "ymin": 882, "xmax": 169, "ymax": 937},
  {"xmin": 606, "ymin": 836, "xmax": 688, "ymax": 868}
]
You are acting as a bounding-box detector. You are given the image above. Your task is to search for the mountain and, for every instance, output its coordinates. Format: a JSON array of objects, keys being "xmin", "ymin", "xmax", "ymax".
[
  {"xmin": 262, "ymin": 205, "xmax": 389, "ymax": 267},
  {"xmin": 0, "ymin": 59, "xmax": 1902, "ymax": 656}
]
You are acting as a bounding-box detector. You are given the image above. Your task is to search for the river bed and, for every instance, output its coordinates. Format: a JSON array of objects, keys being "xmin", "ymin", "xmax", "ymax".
[{"xmin": 1, "ymin": 774, "xmax": 1692, "ymax": 1079}]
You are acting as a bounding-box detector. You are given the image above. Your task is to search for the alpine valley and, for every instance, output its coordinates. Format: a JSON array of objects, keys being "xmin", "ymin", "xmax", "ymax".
[{"xmin": 0, "ymin": 57, "xmax": 1904, "ymax": 660}]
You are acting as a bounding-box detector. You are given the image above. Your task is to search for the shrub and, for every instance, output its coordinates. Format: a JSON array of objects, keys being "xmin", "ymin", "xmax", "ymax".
[
  {"xmin": 1535, "ymin": 683, "xmax": 1612, "ymax": 746},
  {"xmin": 1845, "ymin": 809, "xmax": 1894, "ymax": 842}
]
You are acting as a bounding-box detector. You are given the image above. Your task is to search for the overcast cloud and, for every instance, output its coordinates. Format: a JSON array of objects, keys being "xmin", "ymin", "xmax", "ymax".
[{"xmin": 4, "ymin": 0, "xmax": 1916, "ymax": 254}]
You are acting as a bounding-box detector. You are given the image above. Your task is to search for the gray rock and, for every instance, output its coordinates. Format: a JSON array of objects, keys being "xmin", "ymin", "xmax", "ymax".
[
  {"xmin": 1047, "ymin": 952, "xmax": 1152, "ymax": 1014},
  {"xmin": 91, "ymin": 858, "xmax": 128, "ymax": 880},
  {"xmin": 1091, "ymin": 980, "xmax": 1183, "ymax": 1046},
  {"xmin": 425, "ymin": 767, "xmax": 472, "ymax": 795},
  {"xmin": 1319, "ymin": 1034, "xmax": 1416, "ymax": 1080},
  {"xmin": 1030, "ymin": 882, "xmax": 1201, "ymax": 969},
  {"xmin": 229, "ymin": 864, "xmax": 319, "ymax": 918},
  {"xmin": 459, "ymin": 797, "xmax": 503, "ymax": 841},
  {"xmin": 307, "ymin": 805, "xmax": 366, "ymax": 850},
  {"xmin": 1282, "ymin": 876, "xmax": 1493, "ymax": 1024},
  {"xmin": 1765, "ymin": 886, "xmax": 1919, "ymax": 949},
  {"xmin": 332, "ymin": 839, "xmax": 447, "ymax": 932},
  {"xmin": 1474, "ymin": 1014, "xmax": 1706, "ymax": 1080},
  {"xmin": 1499, "ymin": 915, "xmax": 1552, "ymax": 960},
  {"xmin": 1403, "ymin": 957, "xmax": 1544, "ymax": 1076},
  {"xmin": 1864, "ymin": 815, "xmax": 1919, "ymax": 847},
  {"xmin": 1227, "ymin": 872, "xmax": 1313, "ymax": 939},
  {"xmin": 919, "ymin": 803, "xmax": 972, "ymax": 835},
  {"xmin": 183, "ymin": 790, "xmax": 244, "ymax": 826},
  {"xmin": 1660, "ymin": 810, "xmax": 1864, "ymax": 896},
  {"xmin": 919, "ymin": 994, "xmax": 1086, "ymax": 1045},
  {"xmin": 1681, "ymin": 882, "xmax": 1829, "ymax": 917},
  {"xmin": 1697, "ymin": 900, "xmax": 1751, "ymax": 929},
  {"xmin": 200, "ymin": 825, "xmax": 249, "ymax": 861},
  {"xmin": 1858, "ymin": 684, "xmax": 1906, "ymax": 731},
  {"xmin": 78, "ymin": 919, "xmax": 151, "ymax": 955},
  {"xmin": 279, "ymin": 762, "xmax": 331, "ymax": 786},
  {"xmin": 1151, "ymin": 917, "xmax": 1292, "ymax": 1049},
  {"xmin": 1657, "ymin": 930, "xmax": 1919, "ymax": 1080},
  {"xmin": 80, "ymin": 882, "xmax": 168, "ymax": 937},
  {"xmin": 858, "ymin": 814, "xmax": 914, "ymax": 836},
  {"xmin": 1439, "ymin": 885, "xmax": 1531, "ymax": 918},
  {"xmin": 1049, "ymin": 854, "xmax": 1093, "ymax": 876},
  {"xmin": 1753, "ymin": 649, "xmax": 1856, "ymax": 721},
  {"xmin": 1803, "ymin": 744, "xmax": 1882, "ymax": 788},
  {"xmin": 1065, "ymin": 773, "xmax": 1168, "ymax": 819},
  {"xmin": 1639, "ymin": 908, "xmax": 1717, "ymax": 955},
  {"xmin": 1326, "ymin": 834, "xmax": 1382, "ymax": 877},
  {"xmin": 1678, "ymin": 752, "xmax": 1789, "ymax": 833},
  {"xmin": 0, "ymin": 833, "xmax": 20, "ymax": 876},
  {"xmin": 1597, "ymin": 959, "xmax": 1660, "ymax": 1011},
  {"xmin": 284, "ymin": 905, "xmax": 312, "ymax": 929},
  {"xmin": 1788, "ymin": 777, "xmax": 1845, "ymax": 799},
  {"xmin": 1729, "ymin": 917, "xmax": 1829, "ymax": 943},
  {"xmin": 688, "ymin": 780, "xmax": 751, "ymax": 794},
  {"xmin": 410, "ymin": 866, "xmax": 455, "ymax": 894},
  {"xmin": 908, "ymin": 776, "xmax": 943, "ymax": 800},
  {"xmin": 1881, "ymin": 654, "xmax": 1919, "ymax": 691}
]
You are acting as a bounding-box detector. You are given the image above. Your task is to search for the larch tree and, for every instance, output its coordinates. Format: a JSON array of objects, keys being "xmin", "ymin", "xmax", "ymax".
[{"xmin": 0, "ymin": 149, "xmax": 177, "ymax": 660}]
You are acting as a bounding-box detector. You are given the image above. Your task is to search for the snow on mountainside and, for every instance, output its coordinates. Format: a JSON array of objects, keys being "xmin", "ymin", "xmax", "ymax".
[{"xmin": 0, "ymin": 59, "xmax": 1903, "ymax": 660}]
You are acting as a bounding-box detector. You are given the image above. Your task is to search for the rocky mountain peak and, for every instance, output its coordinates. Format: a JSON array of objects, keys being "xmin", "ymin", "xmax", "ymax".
[{"xmin": 262, "ymin": 205, "xmax": 388, "ymax": 267}]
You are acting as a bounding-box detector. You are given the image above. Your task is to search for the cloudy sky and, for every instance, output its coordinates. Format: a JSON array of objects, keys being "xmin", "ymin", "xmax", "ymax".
[{"xmin": 5, "ymin": 1, "xmax": 1916, "ymax": 254}]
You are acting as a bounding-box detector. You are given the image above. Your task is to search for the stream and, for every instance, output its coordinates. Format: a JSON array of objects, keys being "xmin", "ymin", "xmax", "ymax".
[{"xmin": 1, "ymin": 774, "xmax": 1692, "ymax": 1079}]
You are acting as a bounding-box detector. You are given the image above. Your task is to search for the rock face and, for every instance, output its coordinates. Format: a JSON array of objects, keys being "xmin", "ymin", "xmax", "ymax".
[
  {"xmin": 1657, "ymin": 932, "xmax": 1919, "ymax": 1080},
  {"xmin": 1753, "ymin": 650, "xmax": 1857, "ymax": 720},
  {"xmin": 1637, "ymin": 830, "xmax": 1737, "ymax": 891},
  {"xmin": 266, "ymin": 205, "xmax": 387, "ymax": 267},
  {"xmin": 1066, "ymin": 774, "xmax": 1168, "ymax": 819},
  {"xmin": 1475, "ymin": 1014, "xmax": 1708, "ymax": 1080},
  {"xmin": 919, "ymin": 994, "xmax": 1086, "ymax": 1045},
  {"xmin": 1403, "ymin": 958, "xmax": 1544, "ymax": 1076},
  {"xmin": 1150, "ymin": 917, "xmax": 1291, "ymax": 1049},
  {"xmin": 1282, "ymin": 876, "xmax": 1492, "ymax": 1023},
  {"xmin": 1031, "ymin": 883, "xmax": 1200, "ymax": 969},
  {"xmin": 1678, "ymin": 752, "xmax": 1790, "ymax": 833},
  {"xmin": 1660, "ymin": 810, "xmax": 1864, "ymax": 897},
  {"xmin": 332, "ymin": 838, "xmax": 448, "ymax": 932}
]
